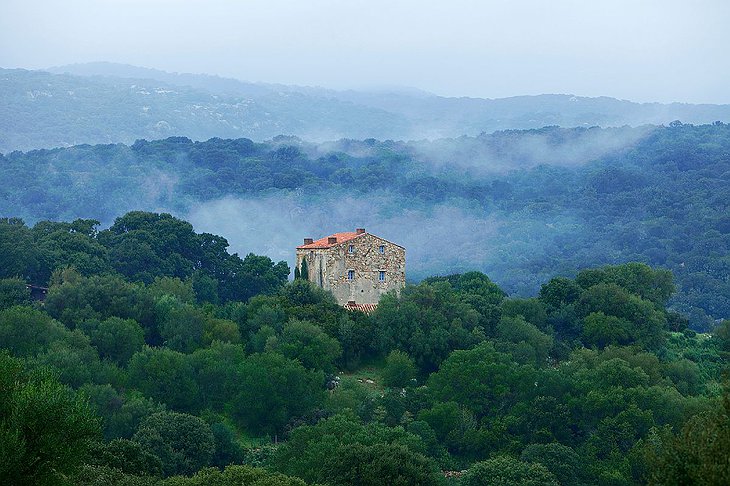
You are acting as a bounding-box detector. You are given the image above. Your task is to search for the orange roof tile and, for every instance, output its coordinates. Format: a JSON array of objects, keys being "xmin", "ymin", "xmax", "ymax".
[
  {"xmin": 344, "ymin": 302, "xmax": 378, "ymax": 314},
  {"xmin": 297, "ymin": 232, "xmax": 364, "ymax": 249}
]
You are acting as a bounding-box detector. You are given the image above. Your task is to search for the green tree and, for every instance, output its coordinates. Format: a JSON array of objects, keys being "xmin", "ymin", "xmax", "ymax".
[
  {"xmin": 277, "ymin": 319, "xmax": 342, "ymax": 372},
  {"xmin": 159, "ymin": 465, "xmax": 307, "ymax": 486},
  {"xmin": 520, "ymin": 443, "xmax": 582, "ymax": 486},
  {"xmin": 79, "ymin": 317, "xmax": 145, "ymax": 365},
  {"xmin": 461, "ymin": 456, "xmax": 559, "ymax": 486},
  {"xmin": 132, "ymin": 411, "xmax": 215, "ymax": 478},
  {"xmin": 381, "ymin": 350, "xmax": 416, "ymax": 388},
  {"xmin": 127, "ymin": 347, "xmax": 199, "ymax": 412},
  {"xmin": 644, "ymin": 391, "xmax": 730, "ymax": 485},
  {"xmin": 232, "ymin": 352, "xmax": 325, "ymax": 436},
  {"xmin": 0, "ymin": 278, "xmax": 32, "ymax": 310},
  {"xmin": 87, "ymin": 438, "xmax": 163, "ymax": 477},
  {"xmin": 271, "ymin": 414, "xmax": 429, "ymax": 484},
  {"xmin": 427, "ymin": 342, "xmax": 536, "ymax": 418},
  {"xmin": 324, "ymin": 442, "xmax": 444, "ymax": 486},
  {"xmin": 0, "ymin": 352, "xmax": 100, "ymax": 485}
]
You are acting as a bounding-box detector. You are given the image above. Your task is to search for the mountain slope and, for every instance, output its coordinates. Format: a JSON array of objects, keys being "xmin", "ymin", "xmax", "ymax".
[{"xmin": 2, "ymin": 64, "xmax": 730, "ymax": 152}]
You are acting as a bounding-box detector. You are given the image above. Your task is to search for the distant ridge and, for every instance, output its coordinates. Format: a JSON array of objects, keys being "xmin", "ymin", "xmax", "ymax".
[{"xmin": 0, "ymin": 62, "xmax": 728, "ymax": 152}]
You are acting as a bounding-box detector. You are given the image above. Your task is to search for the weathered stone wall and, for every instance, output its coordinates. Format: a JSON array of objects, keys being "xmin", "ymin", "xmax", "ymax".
[{"xmin": 296, "ymin": 233, "xmax": 405, "ymax": 305}]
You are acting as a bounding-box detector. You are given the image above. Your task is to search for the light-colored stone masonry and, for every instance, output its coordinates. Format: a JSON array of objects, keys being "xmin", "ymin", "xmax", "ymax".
[{"xmin": 296, "ymin": 229, "xmax": 405, "ymax": 306}]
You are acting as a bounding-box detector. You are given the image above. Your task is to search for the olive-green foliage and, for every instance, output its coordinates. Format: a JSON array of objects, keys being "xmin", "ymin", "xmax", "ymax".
[
  {"xmin": 160, "ymin": 465, "xmax": 309, "ymax": 486},
  {"xmin": 79, "ymin": 317, "xmax": 145, "ymax": 365},
  {"xmin": 155, "ymin": 296, "xmax": 206, "ymax": 353},
  {"xmin": 714, "ymin": 319, "xmax": 730, "ymax": 357},
  {"xmin": 501, "ymin": 298, "xmax": 548, "ymax": 331},
  {"xmin": 276, "ymin": 319, "xmax": 342, "ymax": 372},
  {"xmin": 460, "ymin": 456, "xmax": 559, "ymax": 486},
  {"xmin": 495, "ymin": 315, "xmax": 553, "ymax": 366},
  {"xmin": 231, "ymin": 352, "xmax": 325, "ymax": 435},
  {"xmin": 127, "ymin": 347, "xmax": 199, "ymax": 413},
  {"xmin": 81, "ymin": 384, "xmax": 166, "ymax": 440},
  {"xmin": 271, "ymin": 414, "xmax": 432, "ymax": 485},
  {"xmin": 209, "ymin": 420, "xmax": 245, "ymax": 468},
  {"xmin": 0, "ymin": 305, "xmax": 115, "ymax": 388},
  {"xmin": 0, "ymin": 352, "xmax": 100, "ymax": 485},
  {"xmin": 74, "ymin": 465, "xmax": 158, "ymax": 486},
  {"xmin": 373, "ymin": 281, "xmax": 482, "ymax": 373},
  {"xmin": 323, "ymin": 442, "xmax": 445, "ymax": 486},
  {"xmin": 0, "ymin": 218, "xmax": 36, "ymax": 280},
  {"xmin": 87, "ymin": 438, "xmax": 163, "ymax": 477},
  {"xmin": 33, "ymin": 221, "xmax": 111, "ymax": 280},
  {"xmin": 644, "ymin": 391, "xmax": 730, "ymax": 486},
  {"xmin": 132, "ymin": 411, "xmax": 215, "ymax": 478},
  {"xmin": 0, "ymin": 305, "xmax": 72, "ymax": 357},
  {"xmin": 427, "ymin": 342, "xmax": 536, "ymax": 418},
  {"xmin": 520, "ymin": 443, "xmax": 582, "ymax": 486},
  {"xmin": 148, "ymin": 277, "xmax": 196, "ymax": 303},
  {"xmin": 381, "ymin": 350, "xmax": 417, "ymax": 388},
  {"xmin": 539, "ymin": 277, "xmax": 582, "ymax": 310},
  {"xmin": 577, "ymin": 282, "xmax": 667, "ymax": 349},
  {"xmin": 424, "ymin": 272, "xmax": 505, "ymax": 335},
  {"xmin": 0, "ymin": 277, "xmax": 32, "ymax": 310},
  {"xmin": 577, "ymin": 263, "xmax": 675, "ymax": 306},
  {"xmin": 45, "ymin": 274, "xmax": 156, "ymax": 338}
]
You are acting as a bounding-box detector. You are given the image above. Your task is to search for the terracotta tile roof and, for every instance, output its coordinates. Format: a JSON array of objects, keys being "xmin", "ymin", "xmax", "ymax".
[
  {"xmin": 297, "ymin": 232, "xmax": 364, "ymax": 249},
  {"xmin": 344, "ymin": 302, "xmax": 378, "ymax": 314}
]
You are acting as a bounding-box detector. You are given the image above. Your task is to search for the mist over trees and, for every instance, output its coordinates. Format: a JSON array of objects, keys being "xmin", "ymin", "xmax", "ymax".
[{"xmin": 2, "ymin": 123, "xmax": 729, "ymax": 328}]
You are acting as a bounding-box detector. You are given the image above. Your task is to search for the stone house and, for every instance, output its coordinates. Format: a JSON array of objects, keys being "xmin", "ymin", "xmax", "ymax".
[{"xmin": 296, "ymin": 228, "xmax": 405, "ymax": 307}]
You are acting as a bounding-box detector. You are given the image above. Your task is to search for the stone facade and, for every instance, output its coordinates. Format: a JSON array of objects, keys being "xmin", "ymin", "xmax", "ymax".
[{"xmin": 296, "ymin": 229, "xmax": 405, "ymax": 306}]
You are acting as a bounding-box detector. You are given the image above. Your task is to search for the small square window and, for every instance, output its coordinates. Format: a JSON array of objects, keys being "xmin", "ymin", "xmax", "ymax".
[
  {"xmin": 379, "ymin": 271, "xmax": 385, "ymax": 282},
  {"xmin": 379, "ymin": 245, "xmax": 385, "ymax": 254},
  {"xmin": 348, "ymin": 245, "xmax": 354, "ymax": 253},
  {"xmin": 348, "ymin": 270, "xmax": 355, "ymax": 281}
]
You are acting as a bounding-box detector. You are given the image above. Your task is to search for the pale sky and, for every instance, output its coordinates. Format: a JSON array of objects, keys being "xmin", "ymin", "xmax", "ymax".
[{"xmin": 1, "ymin": 0, "xmax": 729, "ymax": 104}]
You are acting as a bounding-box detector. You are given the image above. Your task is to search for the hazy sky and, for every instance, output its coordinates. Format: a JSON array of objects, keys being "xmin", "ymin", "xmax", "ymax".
[{"xmin": 1, "ymin": 0, "xmax": 729, "ymax": 103}]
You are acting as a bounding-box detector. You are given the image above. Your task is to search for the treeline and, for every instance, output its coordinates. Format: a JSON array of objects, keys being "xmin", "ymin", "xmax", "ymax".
[
  {"xmin": 0, "ymin": 211, "xmax": 288, "ymax": 303},
  {"xmin": 1, "ymin": 211, "xmax": 728, "ymax": 485},
  {"xmin": 2, "ymin": 124, "xmax": 729, "ymax": 328}
]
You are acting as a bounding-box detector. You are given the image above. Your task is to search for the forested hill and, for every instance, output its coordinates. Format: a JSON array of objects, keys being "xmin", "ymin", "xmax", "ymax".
[
  {"xmin": 2, "ymin": 123, "xmax": 729, "ymax": 329},
  {"xmin": 1, "ymin": 211, "xmax": 728, "ymax": 484},
  {"xmin": 3, "ymin": 64, "xmax": 730, "ymax": 152}
]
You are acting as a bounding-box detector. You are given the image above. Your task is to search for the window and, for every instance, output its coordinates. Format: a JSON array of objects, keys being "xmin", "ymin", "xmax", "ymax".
[
  {"xmin": 348, "ymin": 244, "xmax": 354, "ymax": 253},
  {"xmin": 348, "ymin": 270, "xmax": 355, "ymax": 281},
  {"xmin": 379, "ymin": 271, "xmax": 385, "ymax": 282},
  {"xmin": 379, "ymin": 245, "xmax": 385, "ymax": 254}
]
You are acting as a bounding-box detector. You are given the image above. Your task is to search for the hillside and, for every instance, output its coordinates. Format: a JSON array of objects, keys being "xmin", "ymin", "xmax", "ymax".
[
  {"xmin": 2, "ymin": 123, "xmax": 728, "ymax": 329},
  {"xmin": 0, "ymin": 209, "xmax": 728, "ymax": 485},
  {"xmin": 2, "ymin": 63, "xmax": 730, "ymax": 152}
]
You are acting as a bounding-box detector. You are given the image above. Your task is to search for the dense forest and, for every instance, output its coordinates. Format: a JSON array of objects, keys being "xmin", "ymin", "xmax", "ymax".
[
  {"xmin": 4, "ymin": 64, "xmax": 730, "ymax": 152},
  {"xmin": 2, "ymin": 123, "xmax": 729, "ymax": 329},
  {"xmin": 0, "ymin": 210, "xmax": 728, "ymax": 485}
]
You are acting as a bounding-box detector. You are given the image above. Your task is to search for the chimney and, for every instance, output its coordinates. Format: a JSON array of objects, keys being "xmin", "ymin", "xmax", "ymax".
[
  {"xmin": 303, "ymin": 238, "xmax": 313, "ymax": 245},
  {"xmin": 348, "ymin": 300, "xmax": 356, "ymax": 306},
  {"xmin": 328, "ymin": 236, "xmax": 337, "ymax": 244},
  {"xmin": 356, "ymin": 228, "xmax": 366, "ymax": 234}
]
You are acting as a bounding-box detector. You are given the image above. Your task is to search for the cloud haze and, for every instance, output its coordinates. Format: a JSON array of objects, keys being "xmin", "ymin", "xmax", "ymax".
[{"xmin": 1, "ymin": 0, "xmax": 729, "ymax": 104}]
